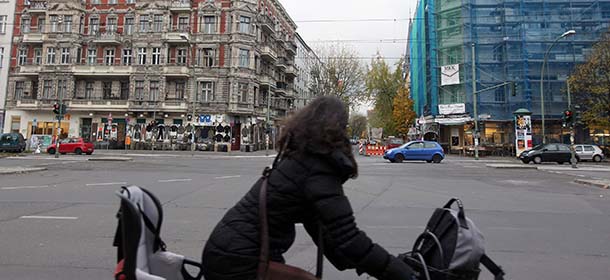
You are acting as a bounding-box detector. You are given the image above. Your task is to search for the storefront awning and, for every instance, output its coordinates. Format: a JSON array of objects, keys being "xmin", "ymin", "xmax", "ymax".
[{"xmin": 434, "ymin": 116, "xmax": 472, "ymax": 125}]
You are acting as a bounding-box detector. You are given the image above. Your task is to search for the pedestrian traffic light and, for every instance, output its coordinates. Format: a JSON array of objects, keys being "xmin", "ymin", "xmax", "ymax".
[
  {"xmin": 53, "ymin": 103, "xmax": 60, "ymax": 115},
  {"xmin": 562, "ymin": 110, "xmax": 573, "ymax": 127}
]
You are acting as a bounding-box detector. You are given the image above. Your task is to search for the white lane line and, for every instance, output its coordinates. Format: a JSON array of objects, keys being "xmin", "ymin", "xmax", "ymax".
[
  {"xmin": 215, "ymin": 175, "xmax": 241, "ymax": 179},
  {"xmin": 20, "ymin": 215, "xmax": 78, "ymax": 220},
  {"xmin": 1, "ymin": 185, "xmax": 50, "ymax": 190},
  {"xmin": 158, "ymin": 179, "xmax": 192, "ymax": 183},
  {"xmin": 86, "ymin": 182, "xmax": 127, "ymax": 186}
]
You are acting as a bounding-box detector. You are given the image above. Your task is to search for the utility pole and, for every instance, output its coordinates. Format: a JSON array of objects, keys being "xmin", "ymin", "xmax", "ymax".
[
  {"xmin": 55, "ymin": 16, "xmax": 64, "ymax": 159},
  {"xmin": 266, "ymin": 91, "xmax": 271, "ymax": 156},
  {"xmin": 471, "ymin": 43, "xmax": 479, "ymax": 160},
  {"xmin": 566, "ymin": 80, "xmax": 577, "ymax": 168}
]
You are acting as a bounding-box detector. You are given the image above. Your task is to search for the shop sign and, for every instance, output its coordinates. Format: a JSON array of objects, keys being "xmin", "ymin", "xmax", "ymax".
[
  {"xmin": 438, "ymin": 103, "xmax": 466, "ymax": 115},
  {"xmin": 441, "ymin": 64, "xmax": 460, "ymax": 86},
  {"xmin": 199, "ymin": 115, "xmax": 212, "ymax": 125}
]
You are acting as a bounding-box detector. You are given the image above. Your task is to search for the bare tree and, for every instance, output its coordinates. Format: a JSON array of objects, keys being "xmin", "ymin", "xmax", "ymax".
[{"xmin": 308, "ymin": 45, "xmax": 367, "ymax": 110}]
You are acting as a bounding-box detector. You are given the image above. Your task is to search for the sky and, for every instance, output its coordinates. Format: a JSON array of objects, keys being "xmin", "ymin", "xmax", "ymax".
[
  {"xmin": 281, "ymin": 0, "xmax": 418, "ymax": 64},
  {"xmin": 280, "ymin": 0, "xmax": 419, "ymax": 114}
]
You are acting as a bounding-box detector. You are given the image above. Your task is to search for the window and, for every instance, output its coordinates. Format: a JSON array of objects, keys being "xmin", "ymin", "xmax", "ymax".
[
  {"xmin": 127, "ymin": 0, "xmax": 135, "ymax": 3},
  {"xmin": 105, "ymin": 48, "xmax": 115, "ymax": 65},
  {"xmin": 494, "ymin": 88, "xmax": 505, "ymax": 102},
  {"xmin": 85, "ymin": 82, "xmax": 94, "ymax": 99},
  {"xmin": 89, "ymin": 17, "xmax": 99, "ymax": 35},
  {"xmin": 103, "ymin": 82, "xmax": 112, "ymax": 99},
  {"xmin": 239, "ymin": 16, "xmax": 250, "ymax": 33},
  {"xmin": 0, "ymin": 15, "xmax": 7, "ymax": 33},
  {"xmin": 137, "ymin": 47, "xmax": 147, "ymax": 65},
  {"xmin": 50, "ymin": 15, "xmax": 58, "ymax": 32},
  {"xmin": 575, "ymin": 146, "xmax": 583, "ymax": 152},
  {"xmin": 202, "ymin": 16, "xmax": 216, "ymax": 34},
  {"xmin": 557, "ymin": 145, "xmax": 570, "ymax": 151},
  {"xmin": 178, "ymin": 16, "xmax": 189, "ymax": 32},
  {"xmin": 61, "ymin": 48, "xmax": 70, "ymax": 64},
  {"xmin": 18, "ymin": 49, "xmax": 27, "ymax": 65},
  {"xmin": 197, "ymin": 48, "xmax": 215, "ymax": 67},
  {"xmin": 42, "ymin": 80, "xmax": 53, "ymax": 99},
  {"xmin": 91, "ymin": 0, "xmax": 100, "ymax": 4},
  {"xmin": 63, "ymin": 15, "xmax": 72, "ymax": 32},
  {"xmin": 0, "ymin": 47, "xmax": 3, "ymax": 68},
  {"xmin": 199, "ymin": 81, "xmax": 214, "ymax": 101},
  {"xmin": 149, "ymin": 81, "xmax": 159, "ymax": 101},
  {"xmin": 239, "ymin": 49, "xmax": 249, "ymax": 67},
  {"xmin": 153, "ymin": 15, "xmax": 163, "ymax": 32},
  {"xmin": 140, "ymin": 15, "xmax": 149, "ymax": 32},
  {"xmin": 177, "ymin": 48, "xmax": 187, "ymax": 65},
  {"xmin": 135, "ymin": 80, "xmax": 144, "ymax": 100},
  {"xmin": 57, "ymin": 79, "xmax": 67, "ymax": 99},
  {"xmin": 238, "ymin": 83, "xmax": 248, "ymax": 103},
  {"xmin": 34, "ymin": 48, "xmax": 42, "ymax": 65},
  {"xmin": 120, "ymin": 81, "xmax": 129, "ymax": 99},
  {"xmin": 107, "ymin": 17, "xmax": 117, "ymax": 33},
  {"xmin": 124, "ymin": 17, "xmax": 134, "ymax": 35},
  {"xmin": 584, "ymin": 146, "xmax": 595, "ymax": 152},
  {"xmin": 175, "ymin": 81, "xmax": 185, "ymax": 99},
  {"xmin": 87, "ymin": 48, "xmax": 97, "ymax": 65},
  {"xmin": 46, "ymin": 47, "xmax": 56, "ymax": 64},
  {"xmin": 15, "ymin": 81, "xmax": 25, "ymax": 99},
  {"xmin": 108, "ymin": 0, "xmax": 117, "ymax": 4},
  {"xmin": 424, "ymin": 142, "xmax": 437, "ymax": 149},
  {"xmin": 21, "ymin": 18, "xmax": 31, "ymax": 33},
  {"xmin": 152, "ymin": 47, "xmax": 161, "ymax": 65},
  {"xmin": 76, "ymin": 47, "xmax": 82, "ymax": 64},
  {"xmin": 408, "ymin": 142, "xmax": 425, "ymax": 149},
  {"xmin": 122, "ymin": 49, "xmax": 132, "ymax": 65},
  {"xmin": 38, "ymin": 17, "xmax": 45, "ymax": 33}
]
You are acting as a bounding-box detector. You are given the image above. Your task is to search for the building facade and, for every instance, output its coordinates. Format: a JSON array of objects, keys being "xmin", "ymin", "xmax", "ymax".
[
  {"xmin": 4, "ymin": 0, "xmax": 303, "ymax": 151},
  {"xmin": 293, "ymin": 32, "xmax": 318, "ymax": 109},
  {"xmin": 0, "ymin": 0, "xmax": 17, "ymax": 131},
  {"xmin": 409, "ymin": 0, "xmax": 610, "ymax": 153}
]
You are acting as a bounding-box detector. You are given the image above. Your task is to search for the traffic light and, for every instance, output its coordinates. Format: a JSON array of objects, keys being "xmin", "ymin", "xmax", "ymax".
[
  {"xmin": 573, "ymin": 105, "xmax": 582, "ymax": 125},
  {"xmin": 60, "ymin": 104, "xmax": 68, "ymax": 115},
  {"xmin": 510, "ymin": 82, "xmax": 518, "ymax": 96},
  {"xmin": 562, "ymin": 110, "xmax": 573, "ymax": 127},
  {"xmin": 53, "ymin": 103, "xmax": 60, "ymax": 115},
  {"xmin": 187, "ymin": 114, "xmax": 193, "ymax": 121}
]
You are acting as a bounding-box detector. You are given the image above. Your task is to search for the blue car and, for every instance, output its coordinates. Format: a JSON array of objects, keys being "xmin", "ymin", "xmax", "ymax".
[{"xmin": 383, "ymin": 141, "xmax": 445, "ymax": 163}]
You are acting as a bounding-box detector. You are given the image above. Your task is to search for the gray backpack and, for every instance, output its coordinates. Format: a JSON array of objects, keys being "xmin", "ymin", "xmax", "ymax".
[{"xmin": 401, "ymin": 198, "xmax": 505, "ymax": 280}]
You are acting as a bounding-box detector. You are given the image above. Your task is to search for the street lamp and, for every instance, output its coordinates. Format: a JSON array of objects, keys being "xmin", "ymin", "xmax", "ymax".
[
  {"xmin": 540, "ymin": 30, "xmax": 576, "ymax": 144},
  {"xmin": 180, "ymin": 34, "xmax": 197, "ymax": 152}
]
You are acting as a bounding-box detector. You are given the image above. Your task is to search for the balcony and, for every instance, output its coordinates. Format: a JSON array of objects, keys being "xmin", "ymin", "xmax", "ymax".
[
  {"xmin": 73, "ymin": 64, "xmax": 132, "ymax": 76},
  {"xmin": 164, "ymin": 28, "xmax": 190, "ymax": 43},
  {"xmin": 27, "ymin": 1, "xmax": 48, "ymax": 13},
  {"xmin": 162, "ymin": 101, "xmax": 188, "ymax": 111},
  {"xmin": 258, "ymin": 14, "xmax": 275, "ymax": 35},
  {"xmin": 164, "ymin": 63, "xmax": 190, "ymax": 77},
  {"xmin": 260, "ymin": 45, "xmax": 277, "ymax": 62},
  {"xmin": 258, "ymin": 74, "xmax": 276, "ymax": 88},
  {"xmin": 15, "ymin": 61, "xmax": 43, "ymax": 75},
  {"xmin": 22, "ymin": 32, "xmax": 44, "ymax": 43},
  {"xmin": 276, "ymin": 57, "xmax": 287, "ymax": 71},
  {"xmin": 93, "ymin": 32, "xmax": 121, "ymax": 45},
  {"xmin": 285, "ymin": 41, "xmax": 297, "ymax": 56},
  {"xmin": 169, "ymin": 0, "xmax": 192, "ymax": 11},
  {"xmin": 15, "ymin": 99, "xmax": 40, "ymax": 109},
  {"xmin": 69, "ymin": 99, "xmax": 129, "ymax": 110},
  {"xmin": 285, "ymin": 65, "xmax": 296, "ymax": 79}
]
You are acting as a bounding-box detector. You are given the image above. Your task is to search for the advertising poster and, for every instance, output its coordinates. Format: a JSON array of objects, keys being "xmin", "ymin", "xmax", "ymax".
[{"xmin": 515, "ymin": 114, "xmax": 533, "ymax": 156}]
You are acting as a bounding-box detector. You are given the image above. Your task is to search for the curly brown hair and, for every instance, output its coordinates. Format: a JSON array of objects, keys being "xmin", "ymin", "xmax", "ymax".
[{"xmin": 277, "ymin": 96, "xmax": 358, "ymax": 178}]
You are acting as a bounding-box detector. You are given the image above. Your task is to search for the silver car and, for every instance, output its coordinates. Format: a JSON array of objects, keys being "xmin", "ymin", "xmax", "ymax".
[{"xmin": 574, "ymin": 144, "xmax": 605, "ymax": 162}]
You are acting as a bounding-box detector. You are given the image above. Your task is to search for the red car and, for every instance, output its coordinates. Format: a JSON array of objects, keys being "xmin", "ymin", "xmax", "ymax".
[
  {"xmin": 47, "ymin": 138, "xmax": 94, "ymax": 155},
  {"xmin": 385, "ymin": 137, "xmax": 404, "ymax": 150}
]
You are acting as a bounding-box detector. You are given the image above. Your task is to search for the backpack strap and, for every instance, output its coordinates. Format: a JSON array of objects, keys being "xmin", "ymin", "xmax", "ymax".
[
  {"xmin": 480, "ymin": 254, "xmax": 505, "ymax": 280},
  {"xmin": 138, "ymin": 205, "xmax": 167, "ymax": 252}
]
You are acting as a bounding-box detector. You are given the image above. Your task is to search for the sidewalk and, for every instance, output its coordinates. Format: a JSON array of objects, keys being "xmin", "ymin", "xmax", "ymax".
[
  {"xmin": 87, "ymin": 148, "xmax": 278, "ymax": 158},
  {"xmin": 0, "ymin": 166, "xmax": 47, "ymax": 175}
]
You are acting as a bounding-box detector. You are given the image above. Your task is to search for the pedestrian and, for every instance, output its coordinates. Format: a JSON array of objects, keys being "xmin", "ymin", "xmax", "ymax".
[{"xmin": 201, "ymin": 96, "xmax": 416, "ymax": 280}]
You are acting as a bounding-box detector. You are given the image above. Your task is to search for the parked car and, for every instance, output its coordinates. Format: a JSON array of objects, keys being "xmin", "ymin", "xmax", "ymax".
[
  {"xmin": 47, "ymin": 138, "xmax": 94, "ymax": 155},
  {"xmin": 574, "ymin": 144, "xmax": 605, "ymax": 162},
  {"xmin": 383, "ymin": 141, "xmax": 445, "ymax": 163},
  {"xmin": 0, "ymin": 133, "xmax": 26, "ymax": 153},
  {"xmin": 385, "ymin": 137, "xmax": 404, "ymax": 150},
  {"xmin": 519, "ymin": 143, "xmax": 577, "ymax": 164}
]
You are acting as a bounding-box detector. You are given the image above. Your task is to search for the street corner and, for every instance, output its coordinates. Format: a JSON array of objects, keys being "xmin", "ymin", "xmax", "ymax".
[
  {"xmin": 573, "ymin": 179, "xmax": 610, "ymax": 189},
  {"xmin": 0, "ymin": 166, "xmax": 47, "ymax": 175}
]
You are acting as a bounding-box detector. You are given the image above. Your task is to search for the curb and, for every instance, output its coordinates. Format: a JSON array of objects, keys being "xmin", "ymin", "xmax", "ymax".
[
  {"xmin": 486, "ymin": 164, "xmax": 538, "ymax": 169},
  {"xmin": 0, "ymin": 167, "xmax": 47, "ymax": 175},
  {"xmin": 573, "ymin": 179, "xmax": 610, "ymax": 189},
  {"xmin": 88, "ymin": 157, "xmax": 133, "ymax": 162}
]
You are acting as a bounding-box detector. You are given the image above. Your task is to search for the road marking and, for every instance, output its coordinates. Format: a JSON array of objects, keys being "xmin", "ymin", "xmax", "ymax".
[
  {"xmin": 20, "ymin": 215, "xmax": 78, "ymax": 220},
  {"xmin": 86, "ymin": 182, "xmax": 127, "ymax": 186},
  {"xmin": 158, "ymin": 179, "xmax": 192, "ymax": 183},
  {"xmin": 215, "ymin": 175, "xmax": 241, "ymax": 179},
  {"xmin": 1, "ymin": 185, "xmax": 50, "ymax": 190}
]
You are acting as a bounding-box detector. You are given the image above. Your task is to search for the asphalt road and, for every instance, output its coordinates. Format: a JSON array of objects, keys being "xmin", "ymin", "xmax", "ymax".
[{"xmin": 0, "ymin": 153, "xmax": 608, "ymax": 280}]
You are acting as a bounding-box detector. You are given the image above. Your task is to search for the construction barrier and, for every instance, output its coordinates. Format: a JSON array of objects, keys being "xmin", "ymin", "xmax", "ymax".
[
  {"xmin": 365, "ymin": 145, "xmax": 386, "ymax": 156},
  {"xmin": 358, "ymin": 143, "xmax": 365, "ymax": 155}
]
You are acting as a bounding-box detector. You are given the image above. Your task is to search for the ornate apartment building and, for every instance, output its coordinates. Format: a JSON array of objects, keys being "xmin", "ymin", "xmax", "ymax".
[{"xmin": 4, "ymin": 0, "xmax": 302, "ymax": 151}]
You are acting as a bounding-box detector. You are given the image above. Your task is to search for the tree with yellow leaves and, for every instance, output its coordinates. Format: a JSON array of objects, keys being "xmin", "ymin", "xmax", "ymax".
[{"xmin": 392, "ymin": 84, "xmax": 416, "ymax": 138}]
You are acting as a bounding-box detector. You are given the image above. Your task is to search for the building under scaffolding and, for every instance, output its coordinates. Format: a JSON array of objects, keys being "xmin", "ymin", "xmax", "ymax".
[{"xmin": 409, "ymin": 0, "xmax": 610, "ymax": 154}]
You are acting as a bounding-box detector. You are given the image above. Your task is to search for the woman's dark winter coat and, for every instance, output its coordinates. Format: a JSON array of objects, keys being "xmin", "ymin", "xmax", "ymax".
[{"xmin": 202, "ymin": 151, "xmax": 414, "ymax": 280}]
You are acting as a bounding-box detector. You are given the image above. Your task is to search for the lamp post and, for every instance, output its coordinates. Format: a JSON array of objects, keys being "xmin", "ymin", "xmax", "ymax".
[
  {"xmin": 180, "ymin": 34, "xmax": 197, "ymax": 152},
  {"xmin": 540, "ymin": 30, "xmax": 576, "ymax": 144}
]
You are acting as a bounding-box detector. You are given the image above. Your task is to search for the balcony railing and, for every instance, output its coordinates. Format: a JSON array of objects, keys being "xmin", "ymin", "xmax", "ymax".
[
  {"xmin": 27, "ymin": 1, "xmax": 48, "ymax": 11},
  {"xmin": 170, "ymin": 0, "xmax": 191, "ymax": 10}
]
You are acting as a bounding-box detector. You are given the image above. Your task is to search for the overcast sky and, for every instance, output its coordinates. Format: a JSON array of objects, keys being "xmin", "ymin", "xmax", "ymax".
[{"xmin": 281, "ymin": 0, "xmax": 418, "ymax": 64}]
